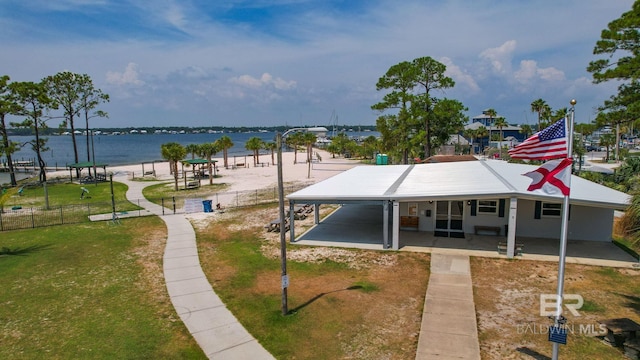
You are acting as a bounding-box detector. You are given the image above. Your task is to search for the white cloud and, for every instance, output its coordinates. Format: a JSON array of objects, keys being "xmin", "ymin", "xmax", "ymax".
[
  {"xmin": 537, "ymin": 67, "xmax": 565, "ymax": 82},
  {"xmin": 479, "ymin": 40, "xmax": 517, "ymax": 76},
  {"xmin": 229, "ymin": 73, "xmax": 296, "ymax": 90},
  {"xmin": 514, "ymin": 60, "xmax": 565, "ymax": 83},
  {"xmin": 441, "ymin": 57, "xmax": 480, "ymax": 93},
  {"xmin": 1, "ymin": 0, "xmax": 635, "ymax": 127},
  {"xmin": 105, "ymin": 62, "xmax": 144, "ymax": 86}
]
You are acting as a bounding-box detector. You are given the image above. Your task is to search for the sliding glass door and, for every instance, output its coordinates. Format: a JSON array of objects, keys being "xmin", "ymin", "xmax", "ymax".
[{"xmin": 434, "ymin": 201, "xmax": 465, "ymax": 238}]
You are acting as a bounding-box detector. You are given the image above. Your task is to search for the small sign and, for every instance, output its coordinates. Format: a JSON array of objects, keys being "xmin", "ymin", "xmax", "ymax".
[
  {"xmin": 281, "ymin": 274, "xmax": 289, "ymax": 289},
  {"xmin": 548, "ymin": 325, "xmax": 567, "ymax": 345},
  {"xmin": 184, "ymin": 198, "xmax": 204, "ymax": 214}
]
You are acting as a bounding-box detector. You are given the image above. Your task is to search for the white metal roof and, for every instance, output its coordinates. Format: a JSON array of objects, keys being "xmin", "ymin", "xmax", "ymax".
[
  {"xmin": 287, "ymin": 159, "xmax": 631, "ymax": 209},
  {"xmin": 288, "ymin": 164, "xmax": 411, "ymax": 201}
]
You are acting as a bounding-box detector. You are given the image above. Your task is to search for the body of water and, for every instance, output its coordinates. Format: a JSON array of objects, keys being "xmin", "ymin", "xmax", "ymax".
[{"xmin": 0, "ymin": 130, "xmax": 378, "ymax": 184}]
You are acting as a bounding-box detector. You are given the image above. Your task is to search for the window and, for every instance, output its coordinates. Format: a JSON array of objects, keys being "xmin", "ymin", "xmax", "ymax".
[
  {"xmin": 477, "ymin": 200, "xmax": 498, "ymax": 214},
  {"xmin": 542, "ymin": 202, "xmax": 562, "ymax": 217}
]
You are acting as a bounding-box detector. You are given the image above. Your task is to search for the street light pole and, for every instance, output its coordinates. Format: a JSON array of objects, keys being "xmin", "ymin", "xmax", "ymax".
[{"xmin": 277, "ymin": 133, "xmax": 288, "ymax": 315}]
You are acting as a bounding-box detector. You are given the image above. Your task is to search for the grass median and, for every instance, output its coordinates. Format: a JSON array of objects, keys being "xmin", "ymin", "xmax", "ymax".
[{"xmin": 0, "ymin": 217, "xmax": 205, "ymax": 359}]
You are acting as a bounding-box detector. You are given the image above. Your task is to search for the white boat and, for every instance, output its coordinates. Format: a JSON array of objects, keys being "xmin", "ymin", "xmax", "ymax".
[{"xmin": 282, "ymin": 126, "xmax": 329, "ymax": 138}]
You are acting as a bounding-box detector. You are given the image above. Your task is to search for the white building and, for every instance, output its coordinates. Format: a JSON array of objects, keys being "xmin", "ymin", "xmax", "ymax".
[{"xmin": 287, "ymin": 160, "xmax": 630, "ymax": 258}]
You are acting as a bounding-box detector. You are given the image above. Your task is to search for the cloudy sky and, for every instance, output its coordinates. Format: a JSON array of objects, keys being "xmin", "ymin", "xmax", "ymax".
[{"xmin": 0, "ymin": 0, "xmax": 634, "ymax": 128}]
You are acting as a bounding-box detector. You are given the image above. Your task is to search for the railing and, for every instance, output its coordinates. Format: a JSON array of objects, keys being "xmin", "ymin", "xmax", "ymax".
[{"xmin": 146, "ymin": 184, "xmax": 308, "ymax": 215}]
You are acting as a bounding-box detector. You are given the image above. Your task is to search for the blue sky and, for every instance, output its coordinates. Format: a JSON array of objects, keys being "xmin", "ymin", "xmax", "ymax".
[{"xmin": 0, "ymin": 0, "xmax": 635, "ymax": 128}]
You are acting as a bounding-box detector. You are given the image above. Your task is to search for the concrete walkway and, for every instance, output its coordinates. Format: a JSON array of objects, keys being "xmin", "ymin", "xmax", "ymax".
[
  {"xmin": 415, "ymin": 253, "xmax": 480, "ymax": 359},
  {"xmin": 120, "ymin": 176, "xmax": 274, "ymax": 359}
]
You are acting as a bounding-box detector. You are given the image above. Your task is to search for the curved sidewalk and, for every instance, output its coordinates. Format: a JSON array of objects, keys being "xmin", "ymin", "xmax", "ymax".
[{"xmin": 120, "ymin": 176, "xmax": 274, "ymax": 359}]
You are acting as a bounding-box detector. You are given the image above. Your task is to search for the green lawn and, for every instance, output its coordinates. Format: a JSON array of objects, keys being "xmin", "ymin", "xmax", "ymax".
[
  {"xmin": 0, "ymin": 218, "xmax": 205, "ymax": 359},
  {"xmin": 4, "ymin": 181, "xmax": 140, "ymax": 212},
  {"xmin": 142, "ymin": 182, "xmax": 229, "ymax": 209},
  {"xmin": 196, "ymin": 207, "xmax": 431, "ymax": 359}
]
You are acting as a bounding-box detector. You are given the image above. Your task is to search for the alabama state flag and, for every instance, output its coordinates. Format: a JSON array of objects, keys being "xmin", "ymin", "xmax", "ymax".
[{"xmin": 522, "ymin": 158, "xmax": 572, "ymax": 196}]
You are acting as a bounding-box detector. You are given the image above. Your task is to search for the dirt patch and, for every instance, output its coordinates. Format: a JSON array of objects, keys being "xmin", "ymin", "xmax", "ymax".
[
  {"xmin": 195, "ymin": 204, "xmax": 431, "ymax": 359},
  {"xmin": 472, "ymin": 257, "xmax": 640, "ymax": 359}
]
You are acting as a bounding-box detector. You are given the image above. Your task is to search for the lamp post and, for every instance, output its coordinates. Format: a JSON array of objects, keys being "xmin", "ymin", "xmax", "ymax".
[{"xmin": 277, "ymin": 133, "xmax": 288, "ymax": 315}]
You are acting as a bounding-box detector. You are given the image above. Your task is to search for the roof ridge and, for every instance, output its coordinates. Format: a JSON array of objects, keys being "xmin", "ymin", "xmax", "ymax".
[
  {"xmin": 383, "ymin": 164, "xmax": 415, "ymax": 195},
  {"xmin": 479, "ymin": 160, "xmax": 518, "ymax": 192}
]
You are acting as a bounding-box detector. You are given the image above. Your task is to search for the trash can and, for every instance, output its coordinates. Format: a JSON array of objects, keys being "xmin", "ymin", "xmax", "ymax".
[{"xmin": 202, "ymin": 200, "xmax": 213, "ymax": 213}]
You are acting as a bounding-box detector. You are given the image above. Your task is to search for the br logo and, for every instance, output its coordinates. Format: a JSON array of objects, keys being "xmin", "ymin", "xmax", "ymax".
[{"xmin": 539, "ymin": 294, "xmax": 584, "ymax": 317}]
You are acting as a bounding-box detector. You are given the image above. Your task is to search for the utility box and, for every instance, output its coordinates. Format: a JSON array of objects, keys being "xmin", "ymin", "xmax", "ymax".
[{"xmin": 376, "ymin": 154, "xmax": 388, "ymax": 165}]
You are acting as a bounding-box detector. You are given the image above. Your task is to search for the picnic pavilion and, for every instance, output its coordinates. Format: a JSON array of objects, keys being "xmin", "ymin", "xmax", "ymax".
[
  {"xmin": 67, "ymin": 162, "xmax": 108, "ymax": 183},
  {"xmin": 286, "ymin": 160, "xmax": 631, "ymax": 258}
]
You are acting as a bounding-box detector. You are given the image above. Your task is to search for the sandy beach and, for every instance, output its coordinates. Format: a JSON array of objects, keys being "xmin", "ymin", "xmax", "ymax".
[{"xmin": 49, "ymin": 148, "xmax": 360, "ymax": 198}]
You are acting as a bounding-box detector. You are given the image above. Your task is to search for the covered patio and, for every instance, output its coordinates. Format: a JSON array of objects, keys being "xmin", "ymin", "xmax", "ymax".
[
  {"xmin": 287, "ymin": 160, "xmax": 631, "ymax": 259},
  {"xmin": 293, "ymin": 204, "xmax": 639, "ymax": 268}
]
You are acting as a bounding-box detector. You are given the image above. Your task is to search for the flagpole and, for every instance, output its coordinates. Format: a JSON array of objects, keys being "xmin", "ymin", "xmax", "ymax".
[{"xmin": 552, "ymin": 99, "xmax": 576, "ymax": 360}]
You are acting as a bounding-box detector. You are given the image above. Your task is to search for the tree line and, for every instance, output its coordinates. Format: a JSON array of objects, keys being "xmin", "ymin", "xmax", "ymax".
[{"xmin": 0, "ymin": 73, "xmax": 109, "ymax": 185}]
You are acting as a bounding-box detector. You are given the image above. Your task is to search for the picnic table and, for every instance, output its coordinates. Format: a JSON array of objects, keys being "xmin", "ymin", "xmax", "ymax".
[{"xmin": 265, "ymin": 219, "xmax": 289, "ymax": 232}]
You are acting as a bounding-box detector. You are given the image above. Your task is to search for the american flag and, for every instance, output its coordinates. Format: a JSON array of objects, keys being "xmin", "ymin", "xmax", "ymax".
[{"xmin": 508, "ymin": 118, "xmax": 568, "ymax": 160}]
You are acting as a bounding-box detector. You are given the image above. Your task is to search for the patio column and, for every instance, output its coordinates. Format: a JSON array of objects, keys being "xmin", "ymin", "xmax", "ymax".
[
  {"xmin": 289, "ymin": 202, "xmax": 295, "ymax": 242},
  {"xmin": 314, "ymin": 204, "xmax": 320, "ymax": 224},
  {"xmin": 392, "ymin": 201, "xmax": 400, "ymax": 250},
  {"xmin": 507, "ymin": 197, "xmax": 518, "ymax": 258},
  {"xmin": 383, "ymin": 201, "xmax": 389, "ymax": 248}
]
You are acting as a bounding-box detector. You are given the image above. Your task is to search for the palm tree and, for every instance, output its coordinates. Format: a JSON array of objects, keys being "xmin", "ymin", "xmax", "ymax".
[
  {"xmin": 326, "ymin": 143, "xmax": 339, "ymax": 158},
  {"xmin": 483, "ymin": 108, "xmax": 497, "ymax": 150},
  {"xmin": 361, "ymin": 135, "xmax": 380, "ymax": 159},
  {"xmin": 463, "ymin": 128, "xmax": 477, "ymax": 155},
  {"xmin": 214, "ymin": 135, "xmax": 234, "ymax": 169},
  {"xmin": 264, "ymin": 141, "xmax": 277, "ymax": 165},
  {"xmin": 300, "ymin": 132, "xmax": 317, "ymax": 178},
  {"xmin": 198, "ymin": 142, "xmax": 218, "ymax": 185},
  {"xmin": 161, "ymin": 142, "xmax": 186, "ymax": 191},
  {"xmin": 530, "ymin": 98, "xmax": 550, "ymax": 131},
  {"xmin": 476, "ymin": 126, "xmax": 488, "ymax": 153},
  {"xmin": 494, "ymin": 117, "xmax": 508, "ymax": 158},
  {"xmin": 245, "ymin": 136, "xmax": 264, "ymax": 166},
  {"xmin": 617, "ymin": 193, "xmax": 640, "ymax": 247},
  {"xmin": 185, "ymin": 143, "xmax": 200, "ymax": 159},
  {"xmin": 600, "ymin": 133, "xmax": 616, "ymax": 161},
  {"xmin": 286, "ymin": 132, "xmax": 304, "ymax": 164},
  {"xmin": 519, "ymin": 124, "xmax": 533, "ymax": 139}
]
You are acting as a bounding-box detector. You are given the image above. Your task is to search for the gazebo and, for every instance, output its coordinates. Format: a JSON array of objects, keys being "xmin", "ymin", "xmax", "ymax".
[
  {"xmin": 67, "ymin": 162, "xmax": 108, "ymax": 183},
  {"xmin": 181, "ymin": 158, "xmax": 218, "ymax": 188}
]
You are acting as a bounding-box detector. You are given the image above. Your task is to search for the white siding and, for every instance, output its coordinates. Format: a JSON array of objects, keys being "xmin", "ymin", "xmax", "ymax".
[{"xmin": 515, "ymin": 200, "xmax": 613, "ymax": 241}]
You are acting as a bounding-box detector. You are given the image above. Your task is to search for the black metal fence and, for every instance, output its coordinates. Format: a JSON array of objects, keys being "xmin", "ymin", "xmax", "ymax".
[
  {"xmin": 1, "ymin": 184, "xmax": 308, "ymax": 231},
  {"xmin": 146, "ymin": 184, "xmax": 308, "ymax": 215},
  {"xmin": 0, "ymin": 201, "xmax": 136, "ymax": 231}
]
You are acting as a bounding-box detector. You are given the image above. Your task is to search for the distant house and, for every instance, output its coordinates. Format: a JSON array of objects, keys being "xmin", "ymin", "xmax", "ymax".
[
  {"xmin": 287, "ymin": 160, "xmax": 630, "ymax": 258},
  {"xmin": 464, "ymin": 112, "xmax": 526, "ymax": 153}
]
